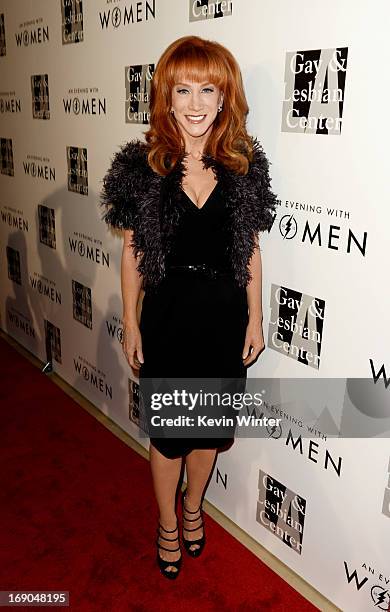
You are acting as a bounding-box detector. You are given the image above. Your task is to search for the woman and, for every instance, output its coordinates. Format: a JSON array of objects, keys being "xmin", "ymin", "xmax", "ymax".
[{"xmin": 100, "ymin": 35, "xmax": 276, "ymax": 579}]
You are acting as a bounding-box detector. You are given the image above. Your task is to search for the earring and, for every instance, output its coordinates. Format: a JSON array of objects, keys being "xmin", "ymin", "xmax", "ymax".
[
  {"xmin": 171, "ymin": 109, "xmax": 174, "ymax": 114},
  {"xmin": 218, "ymin": 105, "xmax": 223, "ymax": 112}
]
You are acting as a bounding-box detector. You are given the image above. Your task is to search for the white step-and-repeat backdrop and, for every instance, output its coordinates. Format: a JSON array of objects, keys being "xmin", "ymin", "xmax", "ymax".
[{"xmin": 1, "ymin": 1, "xmax": 389, "ymax": 610}]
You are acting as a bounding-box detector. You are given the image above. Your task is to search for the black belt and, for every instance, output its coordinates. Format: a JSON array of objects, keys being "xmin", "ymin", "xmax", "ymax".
[{"xmin": 166, "ymin": 264, "xmax": 233, "ymax": 279}]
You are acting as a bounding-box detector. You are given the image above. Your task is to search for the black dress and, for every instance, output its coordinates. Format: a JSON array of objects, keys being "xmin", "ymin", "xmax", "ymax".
[{"xmin": 138, "ymin": 181, "xmax": 249, "ymax": 459}]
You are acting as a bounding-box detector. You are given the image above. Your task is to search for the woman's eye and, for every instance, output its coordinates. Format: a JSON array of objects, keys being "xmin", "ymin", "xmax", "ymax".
[{"xmin": 175, "ymin": 87, "xmax": 214, "ymax": 94}]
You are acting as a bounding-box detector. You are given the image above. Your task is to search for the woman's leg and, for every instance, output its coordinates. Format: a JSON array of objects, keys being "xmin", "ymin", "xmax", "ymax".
[
  {"xmin": 183, "ymin": 448, "xmax": 217, "ymax": 551},
  {"xmin": 150, "ymin": 442, "xmax": 183, "ymax": 573}
]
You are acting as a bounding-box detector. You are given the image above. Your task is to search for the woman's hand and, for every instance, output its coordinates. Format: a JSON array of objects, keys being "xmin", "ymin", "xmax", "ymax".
[
  {"xmin": 122, "ymin": 322, "xmax": 144, "ymax": 370},
  {"xmin": 242, "ymin": 319, "xmax": 265, "ymax": 367}
]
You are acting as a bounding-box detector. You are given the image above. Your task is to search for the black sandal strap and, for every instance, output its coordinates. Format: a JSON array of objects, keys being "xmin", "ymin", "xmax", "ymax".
[
  {"xmin": 183, "ymin": 514, "xmax": 202, "ymax": 522},
  {"xmin": 183, "ymin": 523, "xmax": 204, "ymax": 532},
  {"xmin": 157, "ymin": 541, "xmax": 181, "ymax": 553},
  {"xmin": 158, "ymin": 522, "xmax": 178, "ymax": 533},
  {"xmin": 157, "ymin": 531, "xmax": 179, "ymax": 542}
]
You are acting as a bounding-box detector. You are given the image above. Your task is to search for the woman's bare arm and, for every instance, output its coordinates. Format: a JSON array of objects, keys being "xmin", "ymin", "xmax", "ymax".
[
  {"xmin": 242, "ymin": 234, "xmax": 265, "ymax": 366},
  {"xmin": 121, "ymin": 229, "xmax": 144, "ymax": 368},
  {"xmin": 246, "ymin": 238, "xmax": 263, "ymax": 326}
]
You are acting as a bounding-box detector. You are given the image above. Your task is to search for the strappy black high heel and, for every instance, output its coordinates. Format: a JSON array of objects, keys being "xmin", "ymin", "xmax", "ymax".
[
  {"xmin": 156, "ymin": 521, "xmax": 182, "ymax": 579},
  {"xmin": 181, "ymin": 488, "xmax": 206, "ymax": 558}
]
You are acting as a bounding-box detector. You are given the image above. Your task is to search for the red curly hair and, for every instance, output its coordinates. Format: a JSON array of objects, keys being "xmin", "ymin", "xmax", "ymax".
[{"xmin": 143, "ymin": 35, "xmax": 254, "ymax": 176}]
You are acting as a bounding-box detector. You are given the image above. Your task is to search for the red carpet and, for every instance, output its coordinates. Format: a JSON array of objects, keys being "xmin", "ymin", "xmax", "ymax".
[{"xmin": 0, "ymin": 336, "xmax": 318, "ymax": 611}]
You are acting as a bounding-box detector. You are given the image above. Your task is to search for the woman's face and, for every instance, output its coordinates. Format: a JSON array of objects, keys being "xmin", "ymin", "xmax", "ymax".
[{"xmin": 171, "ymin": 79, "xmax": 223, "ymax": 141}]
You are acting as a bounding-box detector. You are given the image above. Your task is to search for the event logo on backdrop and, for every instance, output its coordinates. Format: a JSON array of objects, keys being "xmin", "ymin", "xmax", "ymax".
[
  {"xmin": 125, "ymin": 64, "xmax": 154, "ymax": 124},
  {"xmin": 24, "ymin": 154, "xmax": 56, "ymax": 181},
  {"xmin": 268, "ymin": 284, "xmax": 325, "ymax": 369},
  {"xmin": 99, "ymin": 1, "xmax": 156, "ymax": 29},
  {"xmin": 7, "ymin": 307, "xmax": 35, "ymax": 339},
  {"xmin": 68, "ymin": 232, "xmax": 110, "ymax": 267},
  {"xmin": 0, "ymin": 90, "xmax": 22, "ymax": 115},
  {"xmin": 279, "ymin": 210, "xmax": 368, "ymax": 259},
  {"xmin": 63, "ymin": 87, "xmax": 106, "ymax": 116},
  {"xmin": 0, "ymin": 138, "xmax": 14, "ymax": 176},
  {"xmin": 249, "ymin": 393, "xmax": 343, "ymax": 474},
  {"xmin": 129, "ymin": 379, "xmax": 140, "ymax": 426},
  {"xmin": 189, "ymin": 0, "xmax": 233, "ymax": 21},
  {"xmin": 73, "ymin": 355, "xmax": 113, "ymax": 399},
  {"xmin": 242, "ymin": 388, "xmax": 344, "ymax": 475},
  {"xmin": 1, "ymin": 207, "xmax": 28, "ymax": 233},
  {"xmin": 31, "ymin": 74, "xmax": 50, "ymax": 119},
  {"xmin": 282, "ymin": 47, "xmax": 348, "ymax": 135},
  {"xmin": 284, "ymin": 429, "xmax": 342, "ymax": 476},
  {"xmin": 106, "ymin": 313, "xmax": 124, "ymax": 346},
  {"xmin": 256, "ymin": 469, "xmax": 306, "ymax": 555},
  {"xmin": 44, "ymin": 320, "xmax": 62, "ymax": 363},
  {"xmin": 343, "ymin": 560, "xmax": 390, "ymax": 611},
  {"xmin": 67, "ymin": 146, "xmax": 88, "ymax": 195},
  {"xmin": 15, "ymin": 17, "xmax": 50, "ymax": 47},
  {"xmin": 6, "ymin": 246, "xmax": 21, "ymax": 285},
  {"xmin": 15, "ymin": 16, "xmax": 49, "ymax": 47},
  {"xmin": 244, "ymin": 390, "xmax": 336, "ymax": 441},
  {"xmin": 30, "ymin": 272, "xmax": 62, "ymax": 305},
  {"xmin": 72, "ymin": 279, "xmax": 92, "ymax": 329},
  {"xmin": 61, "ymin": 0, "xmax": 84, "ymax": 44},
  {"xmin": 382, "ymin": 455, "xmax": 390, "ymax": 518},
  {"xmin": 38, "ymin": 205, "xmax": 56, "ymax": 249},
  {"xmin": 0, "ymin": 13, "xmax": 6, "ymax": 55}
]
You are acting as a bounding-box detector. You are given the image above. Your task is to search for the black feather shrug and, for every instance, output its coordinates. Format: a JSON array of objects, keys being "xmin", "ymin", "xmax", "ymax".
[{"xmin": 100, "ymin": 137, "xmax": 277, "ymax": 291}]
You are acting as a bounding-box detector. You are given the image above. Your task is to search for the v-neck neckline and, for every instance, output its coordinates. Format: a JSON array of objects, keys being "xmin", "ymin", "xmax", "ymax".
[{"xmin": 181, "ymin": 181, "xmax": 219, "ymax": 212}]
